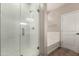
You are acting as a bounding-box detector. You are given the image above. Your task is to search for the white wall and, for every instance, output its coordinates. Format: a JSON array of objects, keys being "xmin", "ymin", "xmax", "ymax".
[
  {"xmin": 47, "ymin": 10, "xmax": 60, "ymax": 48},
  {"xmin": 47, "ymin": 7, "xmax": 61, "ymax": 54},
  {"xmin": 47, "ymin": 32, "xmax": 60, "ymax": 46}
]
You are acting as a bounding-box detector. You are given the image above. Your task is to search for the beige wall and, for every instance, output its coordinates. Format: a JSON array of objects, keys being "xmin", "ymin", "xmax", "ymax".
[
  {"xmin": 48, "ymin": 3, "xmax": 79, "ymax": 32},
  {"xmin": 48, "ymin": 11, "xmax": 60, "ymax": 32}
]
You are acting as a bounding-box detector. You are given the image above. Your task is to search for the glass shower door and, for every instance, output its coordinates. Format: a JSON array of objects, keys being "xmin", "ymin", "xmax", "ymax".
[
  {"xmin": 20, "ymin": 3, "xmax": 39, "ymax": 56},
  {"xmin": 1, "ymin": 3, "xmax": 40, "ymax": 56},
  {"xmin": 1, "ymin": 3, "xmax": 20, "ymax": 56}
]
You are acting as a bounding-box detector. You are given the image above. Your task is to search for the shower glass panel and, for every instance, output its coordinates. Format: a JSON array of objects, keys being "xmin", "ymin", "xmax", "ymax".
[
  {"xmin": 1, "ymin": 3, "xmax": 39, "ymax": 56},
  {"xmin": 20, "ymin": 4, "xmax": 39, "ymax": 56},
  {"xmin": 1, "ymin": 3, "xmax": 20, "ymax": 56}
]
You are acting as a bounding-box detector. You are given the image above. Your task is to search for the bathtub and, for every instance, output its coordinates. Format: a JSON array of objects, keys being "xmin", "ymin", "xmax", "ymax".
[{"xmin": 47, "ymin": 32, "xmax": 60, "ymax": 54}]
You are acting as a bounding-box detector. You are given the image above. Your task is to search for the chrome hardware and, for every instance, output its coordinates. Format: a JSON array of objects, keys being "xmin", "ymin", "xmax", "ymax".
[{"xmin": 22, "ymin": 28, "xmax": 24, "ymax": 36}]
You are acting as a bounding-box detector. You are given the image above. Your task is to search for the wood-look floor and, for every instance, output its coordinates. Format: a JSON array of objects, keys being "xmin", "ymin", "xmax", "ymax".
[{"xmin": 48, "ymin": 47, "xmax": 79, "ymax": 56}]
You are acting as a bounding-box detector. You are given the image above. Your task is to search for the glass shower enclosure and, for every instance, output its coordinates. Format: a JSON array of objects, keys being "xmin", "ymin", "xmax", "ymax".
[{"xmin": 0, "ymin": 3, "xmax": 40, "ymax": 56}]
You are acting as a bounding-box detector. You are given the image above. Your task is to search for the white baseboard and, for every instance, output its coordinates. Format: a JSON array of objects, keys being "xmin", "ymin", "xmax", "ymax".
[{"xmin": 47, "ymin": 42, "xmax": 60, "ymax": 54}]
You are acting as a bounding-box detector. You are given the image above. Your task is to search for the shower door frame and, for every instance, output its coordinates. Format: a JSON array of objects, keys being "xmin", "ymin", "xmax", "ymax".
[{"xmin": 39, "ymin": 3, "xmax": 47, "ymax": 56}]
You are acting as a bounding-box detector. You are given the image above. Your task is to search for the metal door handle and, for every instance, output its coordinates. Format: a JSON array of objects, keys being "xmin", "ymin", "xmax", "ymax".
[{"xmin": 22, "ymin": 28, "xmax": 24, "ymax": 36}]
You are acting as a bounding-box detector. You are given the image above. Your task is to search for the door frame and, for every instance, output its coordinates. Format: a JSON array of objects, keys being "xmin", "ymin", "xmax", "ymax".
[{"xmin": 39, "ymin": 3, "xmax": 47, "ymax": 56}]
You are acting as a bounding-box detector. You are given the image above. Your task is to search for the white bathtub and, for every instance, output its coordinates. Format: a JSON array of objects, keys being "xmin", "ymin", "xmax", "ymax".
[{"xmin": 47, "ymin": 32, "xmax": 60, "ymax": 54}]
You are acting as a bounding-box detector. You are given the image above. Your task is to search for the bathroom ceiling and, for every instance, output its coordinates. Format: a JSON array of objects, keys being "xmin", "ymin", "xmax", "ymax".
[{"xmin": 47, "ymin": 3, "xmax": 65, "ymax": 12}]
